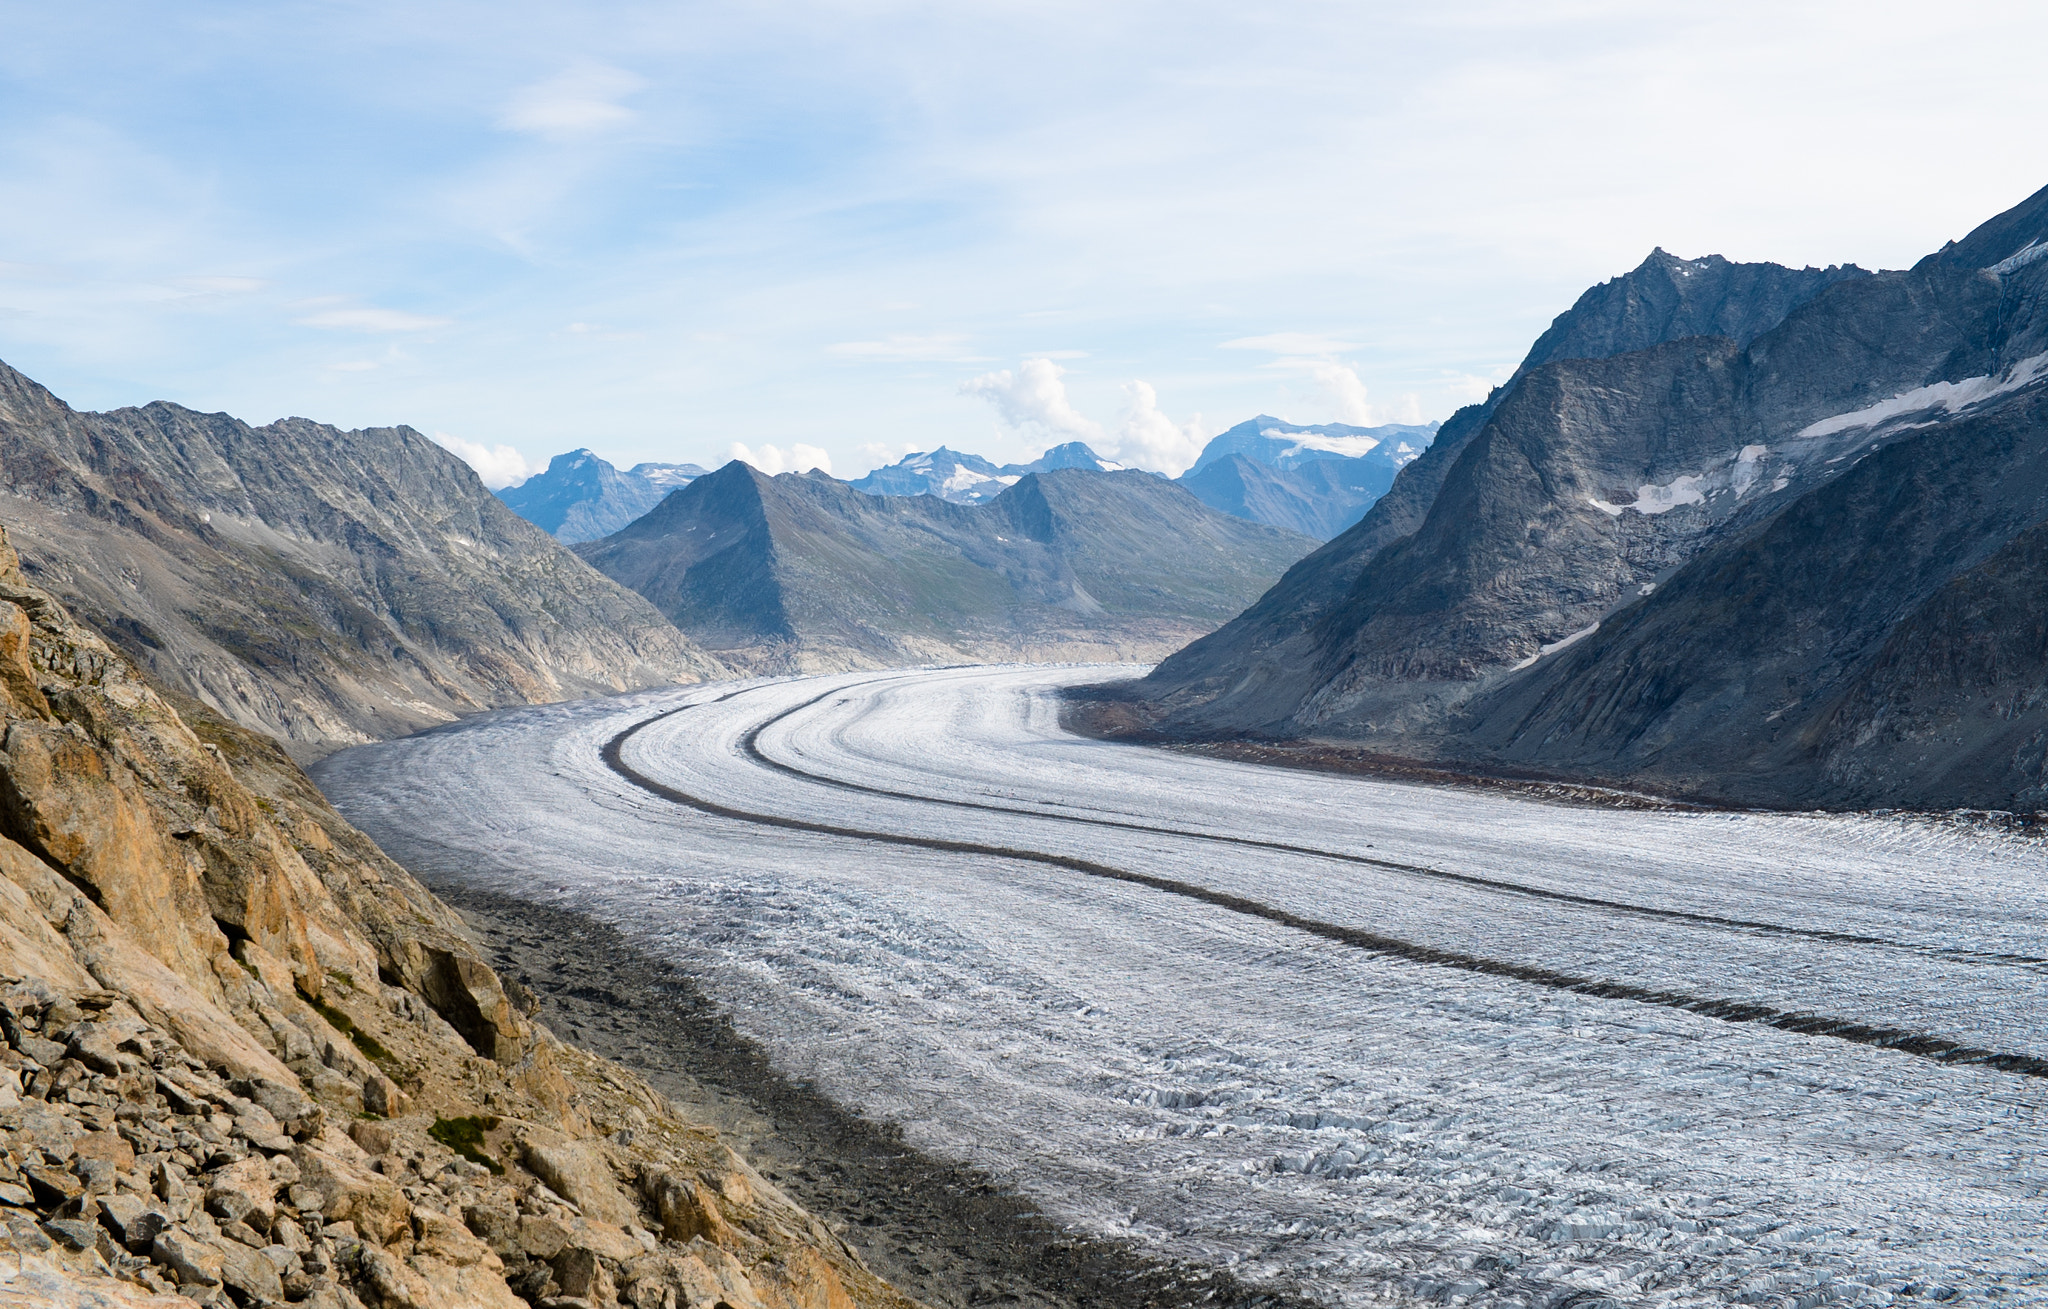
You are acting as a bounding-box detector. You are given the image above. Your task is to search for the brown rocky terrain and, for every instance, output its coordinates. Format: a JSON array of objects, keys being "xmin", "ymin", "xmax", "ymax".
[{"xmin": 0, "ymin": 523, "xmax": 916, "ymax": 1309}]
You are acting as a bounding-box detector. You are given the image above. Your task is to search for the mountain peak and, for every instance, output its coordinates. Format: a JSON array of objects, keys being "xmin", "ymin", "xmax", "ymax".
[{"xmin": 500, "ymin": 448, "xmax": 700, "ymax": 542}]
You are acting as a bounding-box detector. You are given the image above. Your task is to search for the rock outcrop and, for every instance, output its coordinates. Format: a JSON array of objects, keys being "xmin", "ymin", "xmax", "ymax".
[
  {"xmin": 579, "ymin": 463, "xmax": 1316, "ymax": 673},
  {"xmin": 0, "ymin": 524, "xmax": 917, "ymax": 1309},
  {"xmin": 0, "ymin": 365, "xmax": 723, "ymax": 762},
  {"xmin": 1106, "ymin": 181, "xmax": 2048, "ymax": 812}
]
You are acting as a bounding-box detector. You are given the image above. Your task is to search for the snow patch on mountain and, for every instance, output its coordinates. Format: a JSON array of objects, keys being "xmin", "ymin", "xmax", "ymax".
[{"xmin": 1799, "ymin": 351, "xmax": 2048, "ymax": 440}]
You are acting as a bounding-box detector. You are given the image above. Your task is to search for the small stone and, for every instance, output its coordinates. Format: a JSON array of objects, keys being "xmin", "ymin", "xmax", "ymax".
[
  {"xmin": 24, "ymin": 1162, "xmax": 84, "ymax": 1207},
  {"xmin": 221, "ymin": 1218, "xmax": 267, "ymax": 1247},
  {"xmin": 19, "ymin": 1034, "xmax": 66, "ymax": 1067},
  {"xmin": 152, "ymin": 1225, "xmax": 225, "ymax": 1286},
  {"xmin": 273, "ymin": 1212, "xmax": 312, "ymax": 1253},
  {"xmin": 220, "ymin": 1240, "xmax": 286, "ymax": 1302},
  {"xmin": 65, "ymin": 1029, "xmax": 122, "ymax": 1076},
  {"xmin": 348, "ymin": 1120, "xmax": 394, "ymax": 1155},
  {"xmin": 74, "ymin": 1155, "xmax": 116, "ymax": 1195},
  {"xmin": 0, "ymin": 1181, "xmax": 32, "ymax": 1207},
  {"xmin": 516, "ymin": 1214, "xmax": 574, "ymax": 1260},
  {"xmin": 41, "ymin": 1215, "xmax": 100, "ymax": 1249}
]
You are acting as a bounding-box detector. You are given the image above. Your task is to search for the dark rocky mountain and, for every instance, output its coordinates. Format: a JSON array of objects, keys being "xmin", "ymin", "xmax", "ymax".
[
  {"xmin": 0, "ymin": 362, "xmax": 722, "ymax": 760},
  {"xmin": 850, "ymin": 441, "xmax": 1126, "ymax": 504},
  {"xmin": 1175, "ymin": 418, "xmax": 1436, "ymax": 539},
  {"xmin": 1119, "ymin": 183, "xmax": 2048, "ymax": 810},
  {"xmin": 578, "ymin": 460, "xmax": 1315, "ymax": 671},
  {"xmin": 1136, "ymin": 250, "xmax": 1872, "ymax": 733},
  {"xmin": 497, "ymin": 449, "xmax": 707, "ymax": 542}
]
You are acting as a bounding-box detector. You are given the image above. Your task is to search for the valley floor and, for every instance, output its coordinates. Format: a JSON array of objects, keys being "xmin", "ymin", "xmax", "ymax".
[{"xmin": 315, "ymin": 665, "xmax": 2048, "ymax": 1309}]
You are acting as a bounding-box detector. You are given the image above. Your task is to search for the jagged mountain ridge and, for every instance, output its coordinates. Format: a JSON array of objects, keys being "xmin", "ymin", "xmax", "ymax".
[
  {"xmin": 496, "ymin": 449, "xmax": 704, "ymax": 543},
  {"xmin": 1137, "ymin": 248, "xmax": 1872, "ymax": 728},
  {"xmin": 1122, "ymin": 181, "xmax": 2048, "ymax": 810},
  {"xmin": 0, "ymin": 364, "xmax": 721, "ymax": 761},
  {"xmin": 849, "ymin": 441, "xmax": 1127, "ymax": 504},
  {"xmin": 577, "ymin": 461, "xmax": 1316, "ymax": 671}
]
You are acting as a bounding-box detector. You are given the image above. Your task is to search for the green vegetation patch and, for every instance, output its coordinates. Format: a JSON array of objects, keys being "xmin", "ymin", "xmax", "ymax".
[
  {"xmin": 298, "ymin": 987, "xmax": 395, "ymax": 1067},
  {"xmin": 429, "ymin": 1116, "xmax": 504, "ymax": 1174}
]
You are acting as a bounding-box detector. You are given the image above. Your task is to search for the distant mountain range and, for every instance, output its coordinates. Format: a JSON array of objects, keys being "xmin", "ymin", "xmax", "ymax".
[
  {"xmin": 1177, "ymin": 417, "xmax": 1436, "ymax": 539},
  {"xmin": 501, "ymin": 425, "xmax": 1432, "ymax": 546},
  {"xmin": 575, "ymin": 461, "xmax": 1315, "ymax": 672},
  {"xmin": 849, "ymin": 441, "xmax": 1126, "ymax": 503},
  {"xmin": 0, "ymin": 367, "xmax": 722, "ymax": 759},
  {"xmin": 1113, "ymin": 183, "xmax": 2048, "ymax": 812},
  {"xmin": 497, "ymin": 449, "xmax": 708, "ymax": 543}
]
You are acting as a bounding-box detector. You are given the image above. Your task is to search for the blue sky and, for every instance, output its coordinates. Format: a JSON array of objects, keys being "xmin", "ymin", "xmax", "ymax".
[{"xmin": 4, "ymin": 1, "xmax": 2047, "ymax": 483}]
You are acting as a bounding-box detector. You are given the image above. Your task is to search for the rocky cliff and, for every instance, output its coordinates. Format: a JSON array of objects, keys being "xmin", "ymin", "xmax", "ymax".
[
  {"xmin": 0, "ymin": 523, "xmax": 916, "ymax": 1309},
  {"xmin": 1112, "ymin": 182, "xmax": 2048, "ymax": 812},
  {"xmin": 0, "ymin": 364, "xmax": 723, "ymax": 762},
  {"xmin": 1138, "ymin": 250, "xmax": 1870, "ymax": 734},
  {"xmin": 578, "ymin": 462, "xmax": 1316, "ymax": 672}
]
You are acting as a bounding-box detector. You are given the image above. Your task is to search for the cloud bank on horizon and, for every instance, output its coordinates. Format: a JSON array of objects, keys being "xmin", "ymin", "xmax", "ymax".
[{"xmin": 2, "ymin": 0, "xmax": 2046, "ymax": 482}]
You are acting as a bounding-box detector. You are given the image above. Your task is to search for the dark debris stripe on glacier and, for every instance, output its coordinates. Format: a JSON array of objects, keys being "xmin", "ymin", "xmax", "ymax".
[
  {"xmin": 735, "ymin": 678, "xmax": 2048, "ymax": 973},
  {"xmin": 603, "ymin": 686, "xmax": 2048, "ymax": 1082}
]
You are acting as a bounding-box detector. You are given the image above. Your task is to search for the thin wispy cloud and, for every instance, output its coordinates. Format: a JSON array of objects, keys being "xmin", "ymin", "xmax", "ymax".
[
  {"xmin": 1, "ymin": 2, "xmax": 2045, "ymax": 473},
  {"xmin": 500, "ymin": 62, "xmax": 644, "ymax": 139},
  {"xmin": 827, "ymin": 334, "xmax": 986, "ymax": 362},
  {"xmin": 294, "ymin": 307, "xmax": 453, "ymax": 332}
]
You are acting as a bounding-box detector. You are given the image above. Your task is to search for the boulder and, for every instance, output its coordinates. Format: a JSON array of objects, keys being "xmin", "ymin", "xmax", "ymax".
[
  {"xmin": 290, "ymin": 1145, "xmax": 410, "ymax": 1245},
  {"xmin": 638, "ymin": 1168, "xmax": 732, "ymax": 1245},
  {"xmin": 218, "ymin": 1241, "xmax": 284, "ymax": 1303},
  {"xmin": 522, "ymin": 1140, "xmax": 637, "ymax": 1229}
]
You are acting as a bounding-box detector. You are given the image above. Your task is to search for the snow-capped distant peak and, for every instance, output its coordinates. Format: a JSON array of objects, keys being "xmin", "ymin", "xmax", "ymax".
[{"xmin": 1262, "ymin": 428, "xmax": 1382, "ymax": 460}]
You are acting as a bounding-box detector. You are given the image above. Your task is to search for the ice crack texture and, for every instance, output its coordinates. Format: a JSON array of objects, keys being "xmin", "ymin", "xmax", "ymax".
[{"xmin": 318, "ymin": 666, "xmax": 2048, "ymax": 1308}]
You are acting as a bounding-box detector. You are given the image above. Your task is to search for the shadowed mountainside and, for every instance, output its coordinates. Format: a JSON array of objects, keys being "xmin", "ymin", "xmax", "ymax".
[
  {"xmin": 1106, "ymin": 182, "xmax": 2048, "ymax": 812},
  {"xmin": 577, "ymin": 461, "xmax": 1316, "ymax": 672}
]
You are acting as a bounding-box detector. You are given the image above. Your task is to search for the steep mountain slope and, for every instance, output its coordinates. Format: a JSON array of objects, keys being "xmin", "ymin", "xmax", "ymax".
[
  {"xmin": 0, "ymin": 524, "xmax": 916, "ymax": 1309},
  {"xmin": 850, "ymin": 442, "xmax": 1127, "ymax": 504},
  {"xmin": 497, "ymin": 449, "xmax": 701, "ymax": 542},
  {"xmin": 0, "ymin": 363, "xmax": 721, "ymax": 760},
  {"xmin": 577, "ymin": 462, "xmax": 1314, "ymax": 670},
  {"xmin": 1136, "ymin": 250, "xmax": 1871, "ymax": 730},
  {"xmin": 1117, "ymin": 181, "xmax": 2048, "ymax": 811}
]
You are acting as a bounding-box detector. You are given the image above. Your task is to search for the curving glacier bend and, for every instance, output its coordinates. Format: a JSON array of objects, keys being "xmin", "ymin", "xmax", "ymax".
[{"xmin": 314, "ymin": 664, "xmax": 2048, "ymax": 1308}]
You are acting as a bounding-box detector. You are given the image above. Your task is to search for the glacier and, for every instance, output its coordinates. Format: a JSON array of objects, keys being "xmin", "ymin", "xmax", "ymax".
[{"xmin": 316, "ymin": 665, "xmax": 2048, "ymax": 1308}]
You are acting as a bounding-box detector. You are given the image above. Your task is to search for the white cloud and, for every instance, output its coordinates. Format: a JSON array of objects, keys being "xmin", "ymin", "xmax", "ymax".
[
  {"xmin": 827, "ymin": 333, "xmax": 982, "ymax": 361},
  {"xmin": 328, "ymin": 359, "xmax": 380, "ymax": 373},
  {"xmin": 500, "ymin": 62, "xmax": 644, "ymax": 139},
  {"xmin": 295, "ymin": 307, "xmax": 452, "ymax": 332},
  {"xmin": 961, "ymin": 358, "xmax": 1104, "ymax": 444},
  {"xmin": 1113, "ymin": 381, "xmax": 1205, "ymax": 475},
  {"xmin": 1311, "ymin": 361, "xmax": 1376, "ymax": 426},
  {"xmin": 730, "ymin": 442, "xmax": 833, "ymax": 475},
  {"xmin": 432, "ymin": 431, "xmax": 535, "ymax": 490},
  {"xmin": 856, "ymin": 441, "xmax": 919, "ymax": 473}
]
